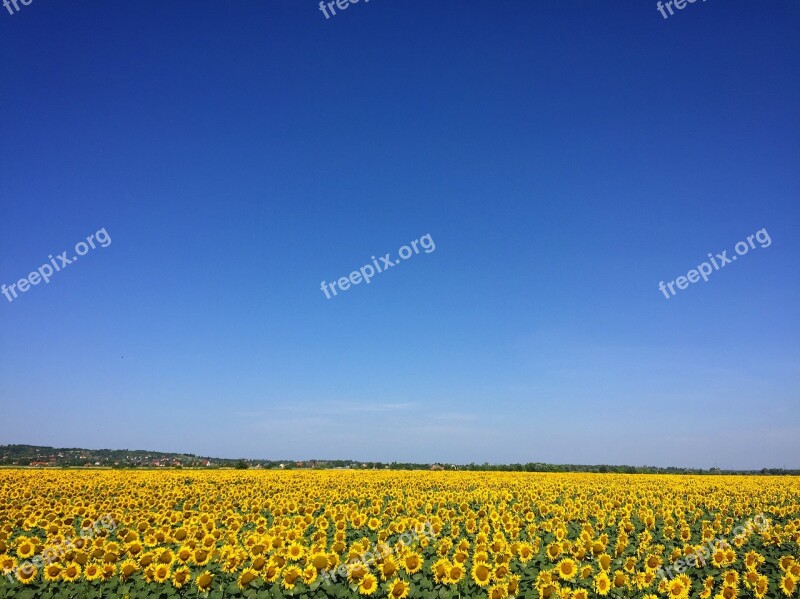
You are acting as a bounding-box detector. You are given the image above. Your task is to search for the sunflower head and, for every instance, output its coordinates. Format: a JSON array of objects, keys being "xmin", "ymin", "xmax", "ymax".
[
  {"xmin": 358, "ymin": 572, "xmax": 378, "ymax": 595},
  {"xmin": 387, "ymin": 577, "xmax": 410, "ymax": 599},
  {"xmin": 196, "ymin": 570, "xmax": 214, "ymax": 592}
]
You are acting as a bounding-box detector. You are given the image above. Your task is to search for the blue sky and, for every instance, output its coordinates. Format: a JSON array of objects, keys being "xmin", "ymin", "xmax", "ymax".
[{"xmin": 1, "ymin": 1, "xmax": 798, "ymax": 469}]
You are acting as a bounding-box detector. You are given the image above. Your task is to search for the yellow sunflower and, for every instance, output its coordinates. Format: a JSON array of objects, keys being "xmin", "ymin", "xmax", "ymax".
[
  {"xmin": 16, "ymin": 564, "xmax": 37, "ymax": 585},
  {"xmin": 238, "ymin": 567, "xmax": 258, "ymax": 590},
  {"xmin": 358, "ymin": 572, "xmax": 378, "ymax": 595},
  {"xmin": 780, "ymin": 574, "xmax": 796, "ymax": 597},
  {"xmin": 556, "ymin": 558, "xmax": 578, "ymax": 581},
  {"xmin": 488, "ymin": 582, "xmax": 509, "ymax": 599},
  {"xmin": 84, "ymin": 563, "xmax": 103, "ymax": 581},
  {"xmin": 62, "ymin": 562, "xmax": 81, "ymax": 583},
  {"xmin": 172, "ymin": 566, "xmax": 191, "ymax": 588},
  {"xmin": 387, "ymin": 577, "xmax": 410, "ymax": 599},
  {"xmin": 594, "ymin": 571, "xmax": 611, "ymax": 596},
  {"xmin": 195, "ymin": 570, "xmax": 214, "ymax": 592},
  {"xmin": 472, "ymin": 562, "xmax": 492, "ymax": 587},
  {"xmin": 445, "ymin": 563, "xmax": 465, "ymax": 585},
  {"xmin": 43, "ymin": 563, "xmax": 62, "ymax": 582},
  {"xmin": 153, "ymin": 564, "xmax": 170, "ymax": 583},
  {"xmin": 402, "ymin": 553, "xmax": 422, "ymax": 574},
  {"xmin": 282, "ymin": 565, "xmax": 303, "ymax": 590},
  {"xmin": 119, "ymin": 559, "xmax": 138, "ymax": 580}
]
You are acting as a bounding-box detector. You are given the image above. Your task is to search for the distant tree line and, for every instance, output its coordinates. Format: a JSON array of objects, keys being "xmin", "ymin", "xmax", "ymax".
[{"xmin": 1, "ymin": 445, "xmax": 797, "ymax": 475}]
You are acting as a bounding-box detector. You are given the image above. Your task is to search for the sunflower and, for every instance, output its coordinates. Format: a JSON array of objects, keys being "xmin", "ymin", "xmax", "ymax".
[
  {"xmin": 507, "ymin": 574, "xmax": 520, "ymax": 595},
  {"xmin": 493, "ymin": 563, "xmax": 509, "ymax": 580},
  {"xmin": 724, "ymin": 549, "xmax": 736, "ymax": 566},
  {"xmin": 723, "ymin": 570, "xmax": 739, "ymax": 588},
  {"xmin": 221, "ymin": 554, "xmax": 240, "ymax": 573},
  {"xmin": 171, "ymin": 565, "xmax": 191, "ymax": 588},
  {"xmin": 488, "ymin": 582, "xmax": 509, "ymax": 599},
  {"xmin": 556, "ymin": 558, "xmax": 578, "ymax": 581},
  {"xmin": 432, "ymin": 558, "xmax": 449, "ymax": 583},
  {"xmin": 517, "ymin": 542, "xmax": 534, "ymax": 562},
  {"xmin": 62, "ymin": 562, "xmax": 81, "ymax": 582},
  {"xmin": 623, "ymin": 556, "xmax": 637, "ymax": 573},
  {"xmin": 379, "ymin": 555, "xmax": 399, "ymax": 580},
  {"xmin": 594, "ymin": 571, "xmax": 611, "ymax": 596},
  {"xmin": 101, "ymin": 563, "xmax": 115, "ymax": 581},
  {"xmin": 721, "ymin": 586, "xmax": 738, "ymax": 599},
  {"xmin": 402, "ymin": 553, "xmax": 422, "ymax": 574},
  {"xmin": 754, "ymin": 575, "xmax": 769, "ymax": 599},
  {"xmin": 613, "ymin": 569, "xmax": 628, "ymax": 589},
  {"xmin": 139, "ymin": 552, "xmax": 155, "ymax": 568},
  {"xmin": 310, "ymin": 551, "xmax": 329, "ymax": 571},
  {"xmin": 780, "ymin": 575, "xmax": 796, "ymax": 597},
  {"xmin": 303, "ymin": 564, "xmax": 317, "ymax": 584},
  {"xmin": 357, "ymin": 572, "xmax": 378, "ymax": 595},
  {"xmin": 126, "ymin": 541, "xmax": 144, "ymax": 557},
  {"xmin": 472, "ymin": 562, "xmax": 492, "ymax": 587},
  {"xmin": 743, "ymin": 569, "xmax": 760, "ymax": 589},
  {"xmin": 195, "ymin": 570, "xmax": 213, "ymax": 592},
  {"xmin": 668, "ymin": 576, "xmax": 690, "ymax": 599},
  {"xmin": 744, "ymin": 551, "xmax": 762, "ymax": 569},
  {"xmin": 152, "ymin": 564, "xmax": 170, "ymax": 583},
  {"xmin": 0, "ymin": 554, "xmax": 17, "ymax": 574},
  {"xmin": 84, "ymin": 563, "xmax": 103, "ymax": 581},
  {"xmin": 192, "ymin": 548, "xmax": 211, "ymax": 566},
  {"xmin": 119, "ymin": 558, "xmax": 138, "ymax": 580},
  {"xmin": 287, "ymin": 542, "xmax": 305, "ymax": 561},
  {"xmin": 348, "ymin": 561, "xmax": 368, "ymax": 582},
  {"xmin": 445, "ymin": 563, "xmax": 465, "ymax": 585},
  {"xmin": 143, "ymin": 564, "xmax": 156, "ymax": 583},
  {"xmin": 156, "ymin": 549, "xmax": 174, "ymax": 565},
  {"xmin": 597, "ymin": 552, "xmax": 612, "ymax": 571},
  {"xmin": 644, "ymin": 553, "xmax": 664, "ymax": 572},
  {"xmin": 546, "ymin": 542, "xmax": 563, "ymax": 561},
  {"xmin": 43, "ymin": 563, "xmax": 62, "ymax": 582},
  {"xmin": 16, "ymin": 537, "xmax": 36, "ymax": 559},
  {"xmin": 264, "ymin": 562, "xmax": 281, "ymax": 583},
  {"xmin": 15, "ymin": 564, "xmax": 37, "ymax": 585},
  {"xmin": 237, "ymin": 567, "xmax": 258, "ymax": 590},
  {"xmin": 387, "ymin": 577, "xmax": 410, "ymax": 599},
  {"xmin": 790, "ymin": 563, "xmax": 800, "ymax": 581},
  {"xmin": 282, "ymin": 565, "xmax": 303, "ymax": 590}
]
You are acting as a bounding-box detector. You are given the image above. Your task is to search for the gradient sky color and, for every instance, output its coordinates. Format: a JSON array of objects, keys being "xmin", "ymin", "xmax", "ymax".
[{"xmin": 1, "ymin": 0, "xmax": 798, "ymax": 469}]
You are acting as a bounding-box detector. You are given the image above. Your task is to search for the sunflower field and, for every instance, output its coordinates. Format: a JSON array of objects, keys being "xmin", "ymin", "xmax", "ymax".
[{"xmin": 0, "ymin": 470, "xmax": 798, "ymax": 599}]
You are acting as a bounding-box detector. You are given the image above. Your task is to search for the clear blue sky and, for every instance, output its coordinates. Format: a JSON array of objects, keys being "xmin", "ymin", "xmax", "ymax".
[{"xmin": 1, "ymin": 1, "xmax": 798, "ymax": 469}]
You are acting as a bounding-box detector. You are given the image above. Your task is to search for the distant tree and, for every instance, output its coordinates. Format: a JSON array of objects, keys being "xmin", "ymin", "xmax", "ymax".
[{"xmin": 234, "ymin": 460, "xmax": 248, "ymax": 470}]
